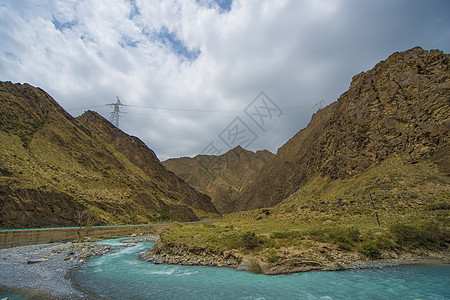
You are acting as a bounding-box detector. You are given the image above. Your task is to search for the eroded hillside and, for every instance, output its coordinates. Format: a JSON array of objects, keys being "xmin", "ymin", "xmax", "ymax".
[
  {"xmin": 0, "ymin": 82, "xmax": 219, "ymax": 228},
  {"xmin": 238, "ymin": 47, "xmax": 449, "ymax": 210}
]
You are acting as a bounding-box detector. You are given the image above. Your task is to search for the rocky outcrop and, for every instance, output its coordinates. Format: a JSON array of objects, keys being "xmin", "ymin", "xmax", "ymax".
[
  {"xmin": 164, "ymin": 146, "xmax": 274, "ymax": 213},
  {"xmin": 0, "ymin": 185, "xmax": 84, "ymax": 228},
  {"xmin": 140, "ymin": 239, "xmax": 241, "ymax": 267},
  {"xmin": 262, "ymin": 259, "xmax": 342, "ymax": 275},
  {"xmin": 0, "ymin": 81, "xmax": 219, "ymax": 228},
  {"xmin": 238, "ymin": 47, "xmax": 449, "ymax": 210}
]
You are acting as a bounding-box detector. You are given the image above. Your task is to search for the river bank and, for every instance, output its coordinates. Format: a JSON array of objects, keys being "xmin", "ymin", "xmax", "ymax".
[
  {"xmin": 141, "ymin": 239, "xmax": 449, "ymax": 275},
  {"xmin": 0, "ymin": 242, "xmax": 112, "ymax": 299},
  {"xmin": 1, "ymin": 237, "xmax": 448, "ymax": 299}
]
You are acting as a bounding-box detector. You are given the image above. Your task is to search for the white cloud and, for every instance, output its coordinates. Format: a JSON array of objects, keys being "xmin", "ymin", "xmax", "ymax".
[{"xmin": 0, "ymin": 0, "xmax": 449, "ymax": 160}]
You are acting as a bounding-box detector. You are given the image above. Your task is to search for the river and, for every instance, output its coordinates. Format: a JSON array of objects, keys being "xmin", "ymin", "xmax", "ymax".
[{"xmin": 69, "ymin": 237, "xmax": 450, "ymax": 299}]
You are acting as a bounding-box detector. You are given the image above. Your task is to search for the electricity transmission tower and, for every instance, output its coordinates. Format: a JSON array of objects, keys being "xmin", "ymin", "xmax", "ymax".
[{"xmin": 107, "ymin": 96, "xmax": 125, "ymax": 128}]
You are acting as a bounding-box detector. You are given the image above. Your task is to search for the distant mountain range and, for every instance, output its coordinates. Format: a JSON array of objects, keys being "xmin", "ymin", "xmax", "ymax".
[
  {"xmin": 0, "ymin": 82, "xmax": 219, "ymax": 228},
  {"xmin": 163, "ymin": 146, "xmax": 274, "ymax": 213}
]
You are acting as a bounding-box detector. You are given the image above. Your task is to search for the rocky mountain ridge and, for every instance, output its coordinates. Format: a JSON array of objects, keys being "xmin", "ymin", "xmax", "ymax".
[
  {"xmin": 238, "ymin": 47, "xmax": 449, "ymax": 210},
  {"xmin": 0, "ymin": 81, "xmax": 219, "ymax": 228}
]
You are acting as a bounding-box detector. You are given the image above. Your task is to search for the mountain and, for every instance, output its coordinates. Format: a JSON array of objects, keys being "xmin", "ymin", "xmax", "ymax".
[
  {"xmin": 238, "ymin": 47, "xmax": 449, "ymax": 211},
  {"xmin": 163, "ymin": 146, "xmax": 274, "ymax": 213},
  {"xmin": 0, "ymin": 81, "xmax": 219, "ymax": 228},
  {"xmin": 149, "ymin": 47, "xmax": 449, "ymax": 273}
]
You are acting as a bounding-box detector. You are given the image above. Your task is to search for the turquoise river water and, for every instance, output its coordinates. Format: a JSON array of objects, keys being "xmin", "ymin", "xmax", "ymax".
[
  {"xmin": 70, "ymin": 237, "xmax": 449, "ymax": 299},
  {"xmin": 1, "ymin": 237, "xmax": 448, "ymax": 299}
]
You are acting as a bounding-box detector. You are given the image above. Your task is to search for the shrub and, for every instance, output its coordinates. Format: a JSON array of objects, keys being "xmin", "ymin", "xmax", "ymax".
[
  {"xmin": 374, "ymin": 235, "xmax": 395, "ymax": 251},
  {"xmin": 359, "ymin": 240, "xmax": 381, "ymax": 259},
  {"xmin": 390, "ymin": 221, "xmax": 448, "ymax": 250},
  {"xmin": 426, "ymin": 203, "xmax": 450, "ymax": 211},
  {"xmin": 241, "ymin": 231, "xmax": 260, "ymax": 250},
  {"xmin": 346, "ymin": 227, "xmax": 362, "ymax": 242},
  {"xmin": 309, "ymin": 227, "xmax": 361, "ymax": 250},
  {"xmin": 222, "ymin": 233, "xmax": 244, "ymax": 250}
]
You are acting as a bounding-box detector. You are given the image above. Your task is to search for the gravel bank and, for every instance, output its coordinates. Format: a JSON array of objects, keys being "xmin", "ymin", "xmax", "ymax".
[{"xmin": 0, "ymin": 242, "xmax": 112, "ymax": 299}]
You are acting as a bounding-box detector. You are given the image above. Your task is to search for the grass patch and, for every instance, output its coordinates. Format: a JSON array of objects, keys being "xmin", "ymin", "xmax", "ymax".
[
  {"xmin": 309, "ymin": 227, "xmax": 360, "ymax": 250},
  {"xmin": 390, "ymin": 221, "xmax": 448, "ymax": 250},
  {"xmin": 266, "ymin": 249, "xmax": 279, "ymax": 263}
]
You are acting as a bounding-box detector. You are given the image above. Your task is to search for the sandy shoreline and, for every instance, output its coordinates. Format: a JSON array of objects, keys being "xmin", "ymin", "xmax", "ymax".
[{"xmin": 0, "ymin": 242, "xmax": 112, "ymax": 299}]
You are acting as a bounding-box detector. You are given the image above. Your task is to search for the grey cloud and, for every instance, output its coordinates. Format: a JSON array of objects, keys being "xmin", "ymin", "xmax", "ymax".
[{"xmin": 0, "ymin": 0, "xmax": 449, "ymax": 161}]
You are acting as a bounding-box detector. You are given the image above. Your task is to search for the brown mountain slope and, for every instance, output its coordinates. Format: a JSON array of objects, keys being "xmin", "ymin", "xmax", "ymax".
[
  {"xmin": 77, "ymin": 111, "xmax": 218, "ymax": 214},
  {"xmin": 238, "ymin": 47, "xmax": 449, "ymax": 211},
  {"xmin": 0, "ymin": 81, "xmax": 219, "ymax": 228},
  {"xmin": 163, "ymin": 146, "xmax": 274, "ymax": 213}
]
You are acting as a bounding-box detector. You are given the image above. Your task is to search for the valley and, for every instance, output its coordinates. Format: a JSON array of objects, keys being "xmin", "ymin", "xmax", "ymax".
[
  {"xmin": 145, "ymin": 47, "xmax": 449, "ymax": 273},
  {"xmin": 0, "ymin": 47, "xmax": 448, "ymax": 276}
]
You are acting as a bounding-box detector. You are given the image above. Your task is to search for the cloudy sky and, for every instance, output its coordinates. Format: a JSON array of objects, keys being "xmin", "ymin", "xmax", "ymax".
[{"xmin": 1, "ymin": 0, "xmax": 449, "ymax": 161}]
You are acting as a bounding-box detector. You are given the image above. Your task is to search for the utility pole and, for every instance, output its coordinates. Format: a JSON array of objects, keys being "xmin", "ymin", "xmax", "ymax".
[
  {"xmin": 369, "ymin": 192, "xmax": 381, "ymax": 226},
  {"xmin": 107, "ymin": 96, "xmax": 125, "ymax": 128}
]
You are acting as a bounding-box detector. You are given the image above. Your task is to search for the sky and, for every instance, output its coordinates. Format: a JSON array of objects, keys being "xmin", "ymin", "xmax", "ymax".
[{"xmin": 0, "ymin": 0, "xmax": 449, "ymax": 161}]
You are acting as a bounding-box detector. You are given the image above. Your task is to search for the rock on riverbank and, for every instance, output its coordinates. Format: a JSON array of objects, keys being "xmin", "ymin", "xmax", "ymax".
[
  {"xmin": 0, "ymin": 242, "xmax": 112, "ymax": 298},
  {"xmin": 140, "ymin": 239, "xmax": 241, "ymax": 267}
]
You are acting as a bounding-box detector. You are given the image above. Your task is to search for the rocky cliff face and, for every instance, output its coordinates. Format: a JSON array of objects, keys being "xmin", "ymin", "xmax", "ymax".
[
  {"xmin": 238, "ymin": 47, "xmax": 449, "ymax": 210},
  {"xmin": 0, "ymin": 81, "xmax": 219, "ymax": 228},
  {"xmin": 163, "ymin": 146, "xmax": 274, "ymax": 213}
]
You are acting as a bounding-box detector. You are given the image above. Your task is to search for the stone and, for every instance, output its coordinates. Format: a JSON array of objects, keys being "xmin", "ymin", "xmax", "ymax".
[
  {"xmin": 27, "ymin": 258, "xmax": 48, "ymax": 264},
  {"xmin": 236, "ymin": 262, "xmax": 249, "ymax": 272}
]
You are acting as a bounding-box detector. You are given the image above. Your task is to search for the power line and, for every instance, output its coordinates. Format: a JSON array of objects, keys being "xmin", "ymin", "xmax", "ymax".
[
  {"xmin": 126, "ymin": 104, "xmax": 240, "ymax": 113},
  {"xmin": 68, "ymin": 103, "xmax": 241, "ymax": 114},
  {"xmin": 67, "ymin": 105, "xmax": 107, "ymax": 110},
  {"xmin": 118, "ymin": 112, "xmax": 232, "ymax": 118},
  {"xmin": 68, "ymin": 102, "xmax": 317, "ymax": 119}
]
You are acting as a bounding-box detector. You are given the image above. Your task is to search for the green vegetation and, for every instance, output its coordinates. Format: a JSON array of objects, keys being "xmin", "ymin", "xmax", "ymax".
[
  {"xmin": 162, "ymin": 157, "xmax": 449, "ymax": 262},
  {"xmin": 308, "ymin": 227, "xmax": 360, "ymax": 250},
  {"xmin": 266, "ymin": 249, "xmax": 279, "ymax": 263},
  {"xmin": 248, "ymin": 260, "xmax": 262, "ymax": 274},
  {"xmin": 0, "ymin": 98, "xmax": 46, "ymax": 148},
  {"xmin": 390, "ymin": 221, "xmax": 448, "ymax": 250},
  {"xmin": 359, "ymin": 241, "xmax": 381, "ymax": 259},
  {"xmin": 159, "ymin": 208, "xmax": 170, "ymax": 220},
  {"xmin": 358, "ymin": 232, "xmax": 395, "ymax": 259},
  {"xmin": 241, "ymin": 231, "xmax": 260, "ymax": 250},
  {"xmin": 0, "ymin": 82, "xmax": 221, "ymax": 229}
]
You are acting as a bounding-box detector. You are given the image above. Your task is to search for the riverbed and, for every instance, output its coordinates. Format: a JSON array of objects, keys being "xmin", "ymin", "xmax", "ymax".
[
  {"xmin": 72, "ymin": 237, "xmax": 450, "ymax": 299},
  {"xmin": 1, "ymin": 237, "xmax": 449, "ymax": 299}
]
